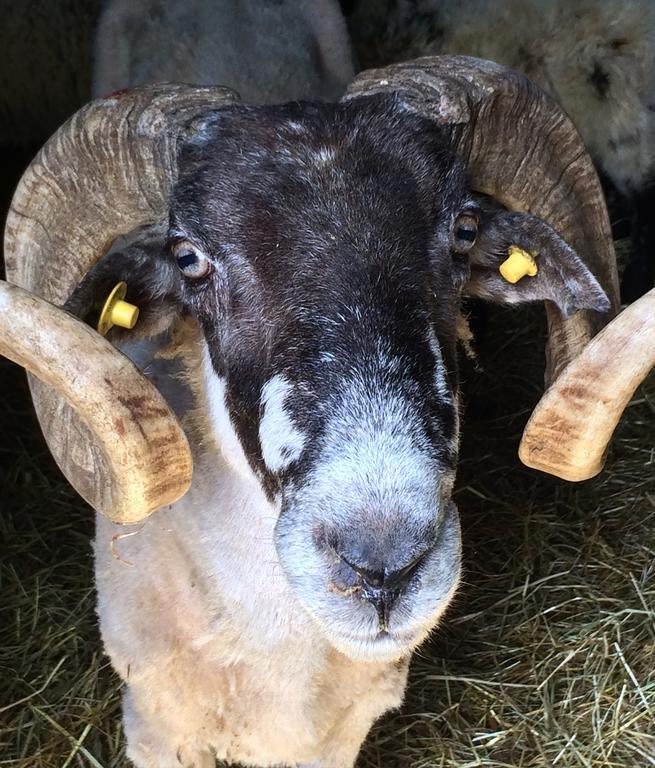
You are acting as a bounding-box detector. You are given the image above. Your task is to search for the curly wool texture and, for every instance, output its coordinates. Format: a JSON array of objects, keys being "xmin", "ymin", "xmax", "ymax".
[{"xmin": 351, "ymin": 0, "xmax": 655, "ymax": 195}]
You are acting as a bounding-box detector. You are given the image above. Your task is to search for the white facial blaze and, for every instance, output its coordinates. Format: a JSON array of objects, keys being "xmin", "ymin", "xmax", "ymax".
[
  {"xmin": 202, "ymin": 343, "xmax": 259, "ymax": 483},
  {"xmin": 275, "ymin": 354, "xmax": 460, "ymax": 657},
  {"xmin": 427, "ymin": 327, "xmax": 451, "ymax": 400},
  {"xmin": 427, "ymin": 328, "xmax": 460, "ymax": 451},
  {"xmin": 259, "ymin": 375, "xmax": 306, "ymax": 473},
  {"xmin": 289, "ymin": 338, "xmax": 445, "ymax": 527}
]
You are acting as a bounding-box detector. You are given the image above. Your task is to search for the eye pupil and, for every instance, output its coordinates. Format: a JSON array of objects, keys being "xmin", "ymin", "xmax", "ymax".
[
  {"xmin": 456, "ymin": 226, "xmax": 476, "ymax": 242},
  {"xmin": 171, "ymin": 239, "xmax": 211, "ymax": 279},
  {"xmin": 452, "ymin": 212, "xmax": 479, "ymax": 254},
  {"xmin": 177, "ymin": 250, "xmax": 198, "ymax": 269}
]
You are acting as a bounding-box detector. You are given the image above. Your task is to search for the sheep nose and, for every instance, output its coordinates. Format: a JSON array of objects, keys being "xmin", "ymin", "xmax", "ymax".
[
  {"xmin": 335, "ymin": 545, "xmax": 432, "ymax": 630},
  {"xmin": 338, "ymin": 551, "xmax": 428, "ymax": 591}
]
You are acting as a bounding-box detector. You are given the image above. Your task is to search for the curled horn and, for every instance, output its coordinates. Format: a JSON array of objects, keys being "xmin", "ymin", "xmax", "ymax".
[
  {"xmin": 2, "ymin": 85, "xmax": 238, "ymax": 522},
  {"xmin": 345, "ymin": 55, "xmax": 621, "ymax": 477},
  {"xmin": 0, "ymin": 281, "xmax": 192, "ymax": 523},
  {"xmin": 520, "ymin": 288, "xmax": 655, "ymax": 481}
]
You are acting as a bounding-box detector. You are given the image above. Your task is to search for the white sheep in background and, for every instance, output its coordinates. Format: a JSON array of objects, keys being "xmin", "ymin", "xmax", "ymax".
[
  {"xmin": 0, "ymin": 0, "xmax": 355, "ymax": 145},
  {"xmin": 346, "ymin": 0, "xmax": 655, "ymax": 300}
]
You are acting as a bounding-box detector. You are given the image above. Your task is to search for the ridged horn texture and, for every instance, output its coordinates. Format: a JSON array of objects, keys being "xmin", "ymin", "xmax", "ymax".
[
  {"xmin": 344, "ymin": 56, "xmax": 620, "ymax": 386},
  {"xmin": 3, "ymin": 84, "xmax": 238, "ymax": 522},
  {"xmin": 0, "ymin": 281, "xmax": 193, "ymax": 523},
  {"xmin": 520, "ymin": 287, "xmax": 655, "ymax": 481}
]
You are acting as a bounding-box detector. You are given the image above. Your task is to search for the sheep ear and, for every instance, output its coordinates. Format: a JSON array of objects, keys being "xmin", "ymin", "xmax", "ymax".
[
  {"xmin": 65, "ymin": 222, "xmax": 182, "ymax": 338},
  {"xmin": 463, "ymin": 208, "xmax": 611, "ymax": 319}
]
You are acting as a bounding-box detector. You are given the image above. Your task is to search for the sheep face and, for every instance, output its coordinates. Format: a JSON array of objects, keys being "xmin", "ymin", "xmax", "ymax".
[
  {"xmin": 170, "ymin": 96, "xmax": 466, "ymax": 660},
  {"xmin": 70, "ymin": 94, "xmax": 606, "ymax": 661}
]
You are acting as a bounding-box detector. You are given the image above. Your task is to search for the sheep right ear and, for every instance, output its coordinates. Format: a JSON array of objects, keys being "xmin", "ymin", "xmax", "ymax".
[
  {"xmin": 462, "ymin": 205, "xmax": 610, "ymax": 319},
  {"xmin": 64, "ymin": 222, "xmax": 182, "ymax": 338}
]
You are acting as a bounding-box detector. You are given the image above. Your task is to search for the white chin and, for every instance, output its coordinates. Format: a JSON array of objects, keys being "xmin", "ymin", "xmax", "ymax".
[{"xmin": 327, "ymin": 628, "xmax": 425, "ymax": 663}]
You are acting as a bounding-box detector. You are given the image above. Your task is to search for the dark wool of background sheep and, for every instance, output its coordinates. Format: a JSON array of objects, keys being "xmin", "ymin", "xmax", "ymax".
[{"xmin": 0, "ymin": 0, "xmax": 101, "ymax": 146}]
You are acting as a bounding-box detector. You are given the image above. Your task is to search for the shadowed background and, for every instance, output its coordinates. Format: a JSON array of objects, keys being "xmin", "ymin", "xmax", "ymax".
[{"xmin": 0, "ymin": 1, "xmax": 653, "ymax": 765}]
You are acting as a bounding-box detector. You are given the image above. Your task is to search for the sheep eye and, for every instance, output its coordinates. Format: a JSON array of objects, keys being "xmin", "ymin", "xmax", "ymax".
[
  {"xmin": 452, "ymin": 212, "xmax": 479, "ymax": 254},
  {"xmin": 172, "ymin": 240, "xmax": 211, "ymax": 279}
]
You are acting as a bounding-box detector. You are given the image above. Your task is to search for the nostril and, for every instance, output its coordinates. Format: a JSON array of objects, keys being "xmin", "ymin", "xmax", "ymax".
[
  {"xmin": 339, "ymin": 555, "xmax": 385, "ymax": 589},
  {"xmin": 384, "ymin": 549, "xmax": 430, "ymax": 589},
  {"xmin": 336, "ymin": 545, "xmax": 431, "ymax": 591}
]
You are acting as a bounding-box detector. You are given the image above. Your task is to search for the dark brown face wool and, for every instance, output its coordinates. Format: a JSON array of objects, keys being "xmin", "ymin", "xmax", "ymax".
[
  {"xmin": 68, "ymin": 93, "xmax": 608, "ymax": 500},
  {"xmin": 170, "ymin": 96, "xmax": 467, "ymax": 487}
]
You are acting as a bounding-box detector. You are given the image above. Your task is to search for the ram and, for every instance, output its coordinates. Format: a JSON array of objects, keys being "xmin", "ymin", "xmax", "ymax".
[
  {"xmin": 347, "ymin": 0, "xmax": 655, "ymax": 301},
  {"xmin": 0, "ymin": 14, "xmax": 632, "ymax": 768}
]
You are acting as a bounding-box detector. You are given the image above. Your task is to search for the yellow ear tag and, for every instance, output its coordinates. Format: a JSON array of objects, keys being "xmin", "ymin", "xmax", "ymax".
[
  {"xmin": 499, "ymin": 245, "xmax": 539, "ymax": 284},
  {"xmin": 97, "ymin": 281, "xmax": 139, "ymax": 336}
]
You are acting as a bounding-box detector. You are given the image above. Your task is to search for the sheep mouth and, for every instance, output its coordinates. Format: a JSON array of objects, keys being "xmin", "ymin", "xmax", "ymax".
[
  {"xmin": 326, "ymin": 624, "xmax": 429, "ymax": 663},
  {"xmin": 326, "ymin": 595, "xmax": 459, "ymax": 662}
]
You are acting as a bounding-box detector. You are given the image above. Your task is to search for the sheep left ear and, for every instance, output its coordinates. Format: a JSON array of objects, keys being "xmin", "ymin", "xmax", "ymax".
[
  {"xmin": 64, "ymin": 223, "xmax": 182, "ymax": 339},
  {"xmin": 463, "ymin": 208, "xmax": 611, "ymax": 319}
]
